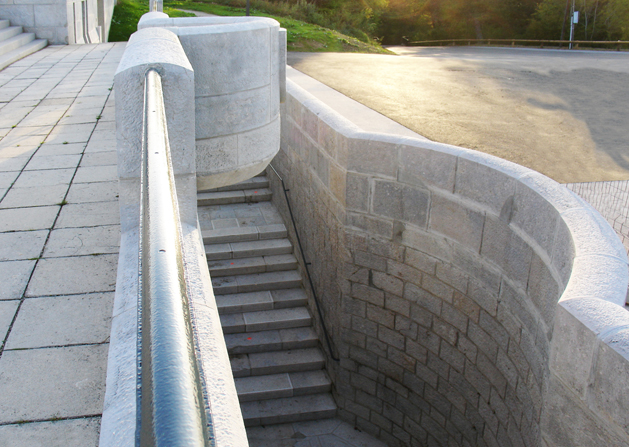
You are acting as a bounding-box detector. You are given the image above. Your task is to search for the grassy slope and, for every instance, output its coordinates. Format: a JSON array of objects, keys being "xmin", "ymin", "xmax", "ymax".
[
  {"xmin": 108, "ymin": 0, "xmax": 196, "ymax": 41},
  {"xmin": 110, "ymin": 0, "xmax": 392, "ymax": 53}
]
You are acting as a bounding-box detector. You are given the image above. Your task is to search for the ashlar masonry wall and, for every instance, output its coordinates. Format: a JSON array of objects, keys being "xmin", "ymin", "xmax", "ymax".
[{"xmin": 270, "ymin": 77, "xmax": 629, "ymax": 447}]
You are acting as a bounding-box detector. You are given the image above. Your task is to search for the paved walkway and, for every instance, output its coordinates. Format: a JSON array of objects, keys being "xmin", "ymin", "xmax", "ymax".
[{"xmin": 0, "ymin": 42, "xmax": 125, "ymax": 446}]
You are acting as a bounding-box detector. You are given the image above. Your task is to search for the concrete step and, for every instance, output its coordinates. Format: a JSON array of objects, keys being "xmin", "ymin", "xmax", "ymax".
[
  {"xmin": 241, "ymin": 393, "xmax": 337, "ymax": 427},
  {"xmin": 225, "ymin": 326, "xmax": 318, "ymax": 355},
  {"xmin": 217, "ymin": 288, "xmax": 308, "ymax": 315},
  {"xmin": 221, "ymin": 306, "xmax": 311, "ymax": 335},
  {"xmin": 235, "ymin": 370, "xmax": 332, "ymax": 402},
  {"xmin": 199, "ymin": 176, "xmax": 269, "ymax": 193},
  {"xmin": 231, "ymin": 347, "xmax": 325, "ymax": 378},
  {"xmin": 0, "ymin": 38, "xmax": 47, "ymax": 72},
  {"xmin": 0, "ymin": 32, "xmax": 34, "ymax": 56},
  {"xmin": 209, "ymin": 254, "xmax": 298, "ymax": 277},
  {"xmin": 0, "ymin": 20, "xmax": 9, "ymax": 30},
  {"xmin": 206, "ymin": 238, "xmax": 293, "ymax": 261},
  {"xmin": 213, "ymin": 270, "xmax": 302, "ymax": 295},
  {"xmin": 198, "ymin": 188, "xmax": 272, "ymax": 206},
  {"xmin": 202, "ymin": 223, "xmax": 287, "ymax": 245},
  {"xmin": 0, "ymin": 26, "xmax": 22, "ymax": 43}
]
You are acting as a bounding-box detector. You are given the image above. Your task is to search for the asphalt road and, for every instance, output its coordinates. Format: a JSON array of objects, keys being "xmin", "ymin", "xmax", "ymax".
[{"xmin": 287, "ymin": 46, "xmax": 629, "ymax": 183}]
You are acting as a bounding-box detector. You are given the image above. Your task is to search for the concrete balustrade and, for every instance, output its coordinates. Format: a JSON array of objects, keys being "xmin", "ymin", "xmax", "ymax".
[
  {"xmin": 271, "ymin": 76, "xmax": 629, "ymax": 446},
  {"xmin": 138, "ymin": 14, "xmax": 286, "ymax": 190},
  {"xmin": 102, "ymin": 27, "xmax": 248, "ymax": 447}
]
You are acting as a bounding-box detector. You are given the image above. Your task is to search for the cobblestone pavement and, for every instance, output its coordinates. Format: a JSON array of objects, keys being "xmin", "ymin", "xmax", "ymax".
[
  {"xmin": 0, "ymin": 43, "xmax": 125, "ymax": 446},
  {"xmin": 566, "ymin": 181, "xmax": 629, "ymax": 254}
]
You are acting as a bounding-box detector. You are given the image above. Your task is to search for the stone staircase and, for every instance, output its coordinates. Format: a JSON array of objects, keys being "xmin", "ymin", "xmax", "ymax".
[
  {"xmin": 0, "ymin": 19, "xmax": 47, "ymax": 71},
  {"xmin": 197, "ymin": 174, "xmax": 337, "ymax": 428}
]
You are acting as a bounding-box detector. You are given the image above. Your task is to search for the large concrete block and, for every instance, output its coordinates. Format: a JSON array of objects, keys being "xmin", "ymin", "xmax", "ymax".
[
  {"xmin": 429, "ymin": 193, "xmax": 484, "ymax": 253},
  {"xmin": 115, "ymin": 27, "xmax": 195, "ymax": 179},
  {"xmin": 372, "ymin": 180, "xmax": 429, "ymax": 229},
  {"xmin": 139, "ymin": 15, "xmax": 285, "ymax": 189}
]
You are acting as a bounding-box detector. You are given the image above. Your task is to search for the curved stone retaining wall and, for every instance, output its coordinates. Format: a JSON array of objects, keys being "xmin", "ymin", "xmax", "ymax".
[{"xmin": 270, "ymin": 77, "xmax": 629, "ymax": 446}]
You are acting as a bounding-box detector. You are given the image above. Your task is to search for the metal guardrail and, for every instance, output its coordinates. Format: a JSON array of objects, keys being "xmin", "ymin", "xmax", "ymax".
[
  {"xmin": 268, "ymin": 164, "xmax": 340, "ymax": 362},
  {"xmin": 406, "ymin": 38, "xmax": 629, "ymax": 50},
  {"xmin": 139, "ymin": 69, "xmax": 209, "ymax": 447}
]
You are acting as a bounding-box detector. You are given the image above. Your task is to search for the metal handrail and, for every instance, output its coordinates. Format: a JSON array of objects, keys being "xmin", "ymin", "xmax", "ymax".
[
  {"xmin": 268, "ymin": 164, "xmax": 340, "ymax": 362},
  {"xmin": 406, "ymin": 37, "xmax": 629, "ymax": 50},
  {"xmin": 139, "ymin": 69, "xmax": 209, "ymax": 446}
]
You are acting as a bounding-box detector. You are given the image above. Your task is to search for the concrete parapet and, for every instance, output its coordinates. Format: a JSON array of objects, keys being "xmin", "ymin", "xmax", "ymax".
[
  {"xmin": 138, "ymin": 15, "xmax": 286, "ymax": 190},
  {"xmin": 272, "ymin": 73, "xmax": 629, "ymax": 446},
  {"xmin": 103, "ymin": 27, "xmax": 247, "ymax": 447}
]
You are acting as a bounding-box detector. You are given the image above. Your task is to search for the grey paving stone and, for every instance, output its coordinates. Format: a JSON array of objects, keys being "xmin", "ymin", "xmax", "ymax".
[
  {"xmin": 216, "ymin": 291, "xmax": 274, "ymax": 314},
  {"xmin": 37, "ymin": 142, "xmax": 86, "ymax": 156},
  {"xmin": 280, "ymin": 327, "xmax": 319, "ymax": 350},
  {"xmin": 0, "ymin": 156, "xmax": 29, "ymax": 172},
  {"xmin": 5, "ymin": 292, "xmax": 114, "ymax": 349},
  {"xmin": 46, "ymin": 123, "xmax": 95, "ymax": 144},
  {"xmin": 73, "ymin": 165, "xmax": 117, "ymax": 183},
  {"xmin": 244, "ymin": 307, "xmax": 312, "ymax": 332},
  {"xmin": 203, "ymin": 226, "xmax": 259, "ymax": 244},
  {"xmin": 43, "ymin": 225, "xmax": 120, "ymax": 257},
  {"xmin": 332, "ymin": 420, "xmax": 389, "ymax": 447},
  {"xmin": 0, "ymin": 345, "xmax": 108, "ymax": 424},
  {"xmin": 290, "ymin": 370, "xmax": 332, "ymax": 396},
  {"xmin": 249, "ymin": 348, "xmax": 325, "ymax": 376},
  {"xmin": 231, "ymin": 239, "xmax": 293, "ymax": 258},
  {"xmin": 0, "ymin": 230, "xmax": 47, "ymax": 261},
  {"xmin": 236, "ymin": 270, "xmax": 302, "ymax": 293},
  {"xmin": 12, "ymin": 168, "xmax": 74, "ymax": 187},
  {"xmin": 80, "ymin": 151, "xmax": 116, "ymax": 166},
  {"xmin": 0, "ymin": 260, "xmax": 35, "ymax": 300},
  {"xmin": 272, "ymin": 289, "xmax": 309, "ymax": 309},
  {"xmin": 0, "ymin": 300, "xmax": 19, "ymax": 341},
  {"xmin": 236, "ymin": 373, "xmax": 293, "ymax": 402},
  {"xmin": 225, "ymin": 330, "xmax": 283, "ymax": 354},
  {"xmin": 0, "ymin": 417, "xmax": 101, "ymax": 447},
  {"xmin": 0, "ymin": 184, "xmax": 68, "ymax": 209},
  {"xmin": 26, "ymin": 254, "xmax": 117, "ymax": 297},
  {"xmin": 55, "ymin": 201, "xmax": 119, "ymax": 228},
  {"xmin": 65, "ymin": 181, "xmax": 118, "ymax": 204},
  {"xmin": 0, "ymin": 171, "xmax": 19, "ymax": 188},
  {"xmin": 0, "ymin": 206, "xmax": 58, "ymax": 232},
  {"xmin": 25, "ymin": 154, "xmax": 82, "ymax": 171}
]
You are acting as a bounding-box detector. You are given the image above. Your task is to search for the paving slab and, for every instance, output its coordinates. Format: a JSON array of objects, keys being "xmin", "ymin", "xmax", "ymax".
[
  {"xmin": 0, "ymin": 184, "xmax": 68, "ymax": 208},
  {"xmin": 5, "ymin": 293, "xmax": 114, "ymax": 349},
  {"xmin": 25, "ymin": 154, "xmax": 82, "ymax": 170},
  {"xmin": 65, "ymin": 180, "xmax": 118, "ymax": 203},
  {"xmin": 0, "ymin": 417, "xmax": 101, "ymax": 447},
  {"xmin": 26, "ymin": 254, "xmax": 117, "ymax": 297},
  {"xmin": 0, "ymin": 205, "xmax": 58, "ymax": 231},
  {"xmin": 0, "ymin": 230, "xmax": 48, "ymax": 261},
  {"xmin": 73, "ymin": 164, "xmax": 117, "ymax": 183},
  {"xmin": 43, "ymin": 225, "xmax": 120, "ymax": 257},
  {"xmin": 55, "ymin": 201, "xmax": 119, "ymax": 228},
  {"xmin": 12, "ymin": 168, "xmax": 74, "ymax": 187},
  {"xmin": 0, "ymin": 345, "xmax": 108, "ymax": 424},
  {"xmin": 0, "ymin": 300, "xmax": 19, "ymax": 341},
  {"xmin": 0, "ymin": 260, "xmax": 35, "ymax": 300}
]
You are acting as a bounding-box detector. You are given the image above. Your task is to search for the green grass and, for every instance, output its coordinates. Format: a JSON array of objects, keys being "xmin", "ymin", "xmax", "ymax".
[
  {"xmin": 108, "ymin": 0, "xmax": 195, "ymax": 41},
  {"xmin": 169, "ymin": 1, "xmax": 391, "ymax": 53},
  {"xmin": 109, "ymin": 0, "xmax": 391, "ymax": 53}
]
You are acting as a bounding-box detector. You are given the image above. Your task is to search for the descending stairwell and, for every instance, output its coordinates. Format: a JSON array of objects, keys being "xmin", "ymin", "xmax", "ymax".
[
  {"xmin": 197, "ymin": 174, "xmax": 338, "ymax": 428},
  {"xmin": 0, "ymin": 19, "xmax": 47, "ymax": 71}
]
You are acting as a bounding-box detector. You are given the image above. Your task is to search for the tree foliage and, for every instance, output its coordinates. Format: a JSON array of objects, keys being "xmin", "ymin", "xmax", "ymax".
[{"xmin": 213, "ymin": 0, "xmax": 629, "ymax": 44}]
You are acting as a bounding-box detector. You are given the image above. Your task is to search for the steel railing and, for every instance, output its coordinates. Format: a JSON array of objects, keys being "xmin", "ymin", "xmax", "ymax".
[
  {"xmin": 139, "ymin": 69, "xmax": 209, "ymax": 447},
  {"xmin": 405, "ymin": 38, "xmax": 629, "ymax": 50},
  {"xmin": 268, "ymin": 164, "xmax": 340, "ymax": 362}
]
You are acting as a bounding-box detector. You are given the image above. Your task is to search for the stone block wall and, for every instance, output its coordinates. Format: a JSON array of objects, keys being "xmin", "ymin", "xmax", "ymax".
[
  {"xmin": 271, "ymin": 78, "xmax": 629, "ymax": 446},
  {"xmin": 0, "ymin": 0, "xmax": 115, "ymax": 44}
]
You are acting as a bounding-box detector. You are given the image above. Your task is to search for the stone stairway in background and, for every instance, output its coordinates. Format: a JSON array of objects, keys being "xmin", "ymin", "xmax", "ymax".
[
  {"xmin": 0, "ymin": 19, "xmax": 47, "ymax": 71},
  {"xmin": 197, "ymin": 174, "xmax": 337, "ymax": 429}
]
